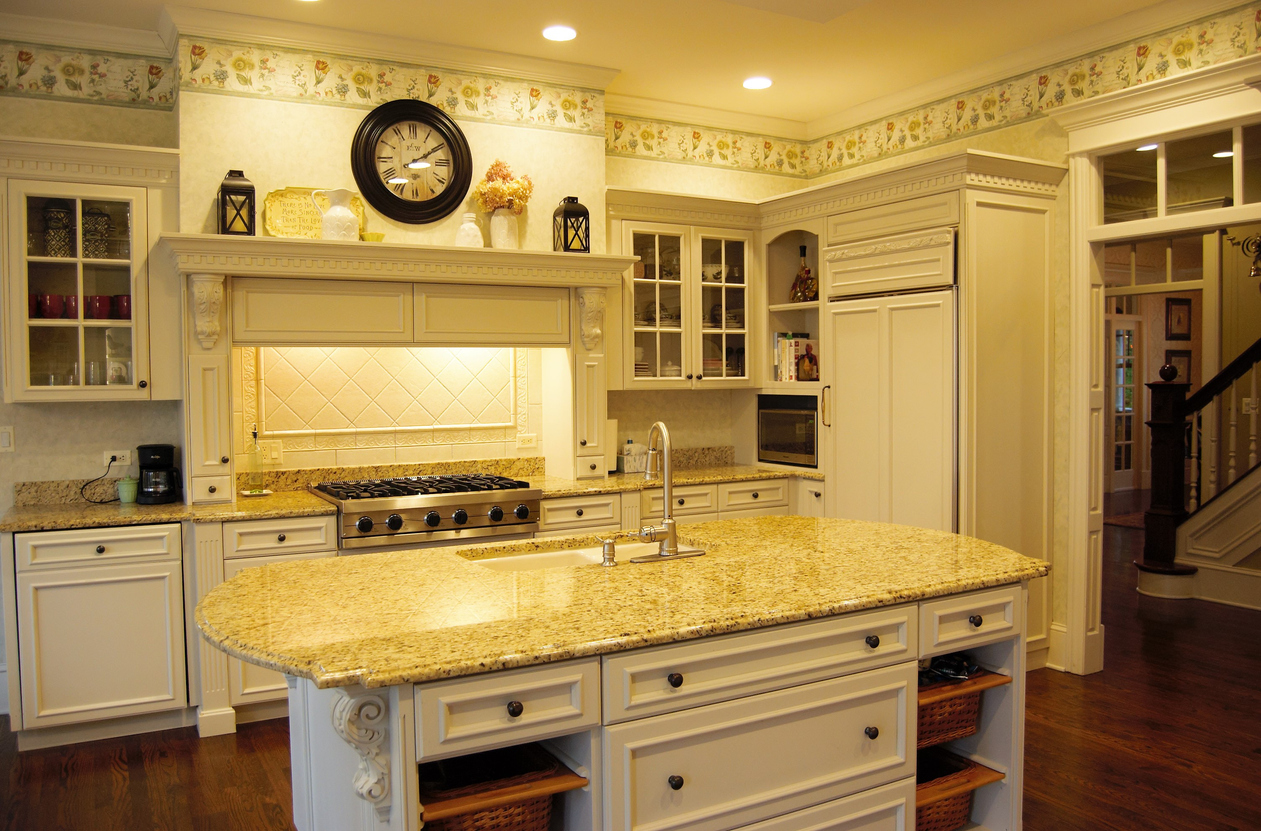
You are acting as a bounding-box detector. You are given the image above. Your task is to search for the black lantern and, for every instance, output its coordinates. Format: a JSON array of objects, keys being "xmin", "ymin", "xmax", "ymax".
[
  {"xmin": 217, "ymin": 170, "xmax": 255, "ymax": 235},
  {"xmin": 553, "ymin": 196, "xmax": 590, "ymax": 253}
]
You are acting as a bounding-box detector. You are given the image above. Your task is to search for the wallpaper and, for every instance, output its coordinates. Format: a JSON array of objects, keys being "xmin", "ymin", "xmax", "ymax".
[{"xmin": 0, "ymin": 41, "xmax": 176, "ymax": 109}]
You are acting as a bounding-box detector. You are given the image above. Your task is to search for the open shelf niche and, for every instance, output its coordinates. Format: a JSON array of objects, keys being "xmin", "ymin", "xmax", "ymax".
[{"xmin": 765, "ymin": 229, "xmax": 820, "ymax": 390}]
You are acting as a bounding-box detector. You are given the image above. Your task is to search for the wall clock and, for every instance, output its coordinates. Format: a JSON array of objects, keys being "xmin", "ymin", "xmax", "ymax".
[{"xmin": 350, "ymin": 99, "xmax": 473, "ymax": 224}]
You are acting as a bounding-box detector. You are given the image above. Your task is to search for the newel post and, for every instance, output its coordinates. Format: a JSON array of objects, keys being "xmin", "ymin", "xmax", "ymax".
[{"xmin": 1136, "ymin": 365, "xmax": 1196, "ymax": 578}]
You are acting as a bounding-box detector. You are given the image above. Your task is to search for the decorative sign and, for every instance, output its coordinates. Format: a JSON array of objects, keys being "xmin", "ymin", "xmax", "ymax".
[{"xmin": 264, "ymin": 187, "xmax": 367, "ymax": 239}]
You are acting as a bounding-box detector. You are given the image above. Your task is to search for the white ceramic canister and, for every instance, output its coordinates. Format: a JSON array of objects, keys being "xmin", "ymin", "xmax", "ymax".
[{"xmin": 489, "ymin": 207, "xmax": 519, "ymax": 249}]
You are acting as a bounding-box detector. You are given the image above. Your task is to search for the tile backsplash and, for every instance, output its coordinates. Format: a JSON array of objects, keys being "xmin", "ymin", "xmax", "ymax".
[{"xmin": 234, "ymin": 345, "xmax": 541, "ymax": 469}]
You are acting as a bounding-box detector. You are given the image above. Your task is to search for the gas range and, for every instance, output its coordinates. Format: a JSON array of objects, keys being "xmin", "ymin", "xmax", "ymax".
[{"xmin": 310, "ymin": 474, "xmax": 542, "ymax": 551}]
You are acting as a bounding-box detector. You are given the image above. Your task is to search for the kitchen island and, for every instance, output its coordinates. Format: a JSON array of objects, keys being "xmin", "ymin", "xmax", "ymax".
[{"xmin": 197, "ymin": 515, "xmax": 1048, "ymax": 831}]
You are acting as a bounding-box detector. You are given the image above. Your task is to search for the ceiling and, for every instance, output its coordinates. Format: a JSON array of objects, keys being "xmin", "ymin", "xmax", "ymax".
[{"xmin": 3, "ymin": 0, "xmax": 1212, "ymax": 132}]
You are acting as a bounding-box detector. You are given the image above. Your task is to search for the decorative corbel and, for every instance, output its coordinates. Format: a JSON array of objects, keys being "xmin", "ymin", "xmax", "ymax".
[
  {"xmin": 577, "ymin": 287, "xmax": 606, "ymax": 351},
  {"xmin": 190, "ymin": 273, "xmax": 225, "ymax": 350},
  {"xmin": 330, "ymin": 689, "xmax": 391, "ymax": 820}
]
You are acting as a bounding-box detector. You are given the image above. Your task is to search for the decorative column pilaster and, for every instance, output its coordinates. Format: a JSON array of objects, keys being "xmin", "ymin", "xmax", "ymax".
[
  {"xmin": 330, "ymin": 689, "xmax": 392, "ymax": 820},
  {"xmin": 190, "ymin": 273, "xmax": 225, "ymax": 350}
]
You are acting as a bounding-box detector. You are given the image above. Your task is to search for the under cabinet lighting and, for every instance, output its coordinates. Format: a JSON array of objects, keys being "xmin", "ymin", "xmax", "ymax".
[
  {"xmin": 743, "ymin": 76, "xmax": 772, "ymax": 90},
  {"xmin": 1136, "ymin": 144, "xmax": 1157, "ymax": 151},
  {"xmin": 1213, "ymin": 150, "xmax": 1234, "ymax": 158},
  {"xmin": 543, "ymin": 25, "xmax": 576, "ymax": 41}
]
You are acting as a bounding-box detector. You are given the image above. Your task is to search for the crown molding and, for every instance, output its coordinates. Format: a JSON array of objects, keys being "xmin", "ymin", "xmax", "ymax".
[
  {"xmin": 605, "ymin": 94, "xmax": 809, "ymax": 141},
  {"xmin": 805, "ymin": 0, "xmax": 1247, "ymax": 139},
  {"xmin": 606, "ymin": 187, "xmax": 762, "ymax": 227},
  {"xmin": 159, "ymin": 6, "xmax": 621, "ymax": 92},
  {"xmin": 0, "ymin": 12, "xmax": 170, "ymax": 57},
  {"xmin": 0, "ymin": 135, "xmax": 179, "ymax": 187}
]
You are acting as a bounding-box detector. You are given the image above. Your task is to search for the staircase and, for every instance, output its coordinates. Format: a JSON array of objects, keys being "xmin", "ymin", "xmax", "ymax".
[{"xmin": 1139, "ymin": 336, "xmax": 1261, "ymax": 605}]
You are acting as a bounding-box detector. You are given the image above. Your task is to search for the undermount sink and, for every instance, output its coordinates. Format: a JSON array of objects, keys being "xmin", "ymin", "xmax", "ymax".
[{"xmin": 472, "ymin": 541, "xmax": 703, "ymax": 571}]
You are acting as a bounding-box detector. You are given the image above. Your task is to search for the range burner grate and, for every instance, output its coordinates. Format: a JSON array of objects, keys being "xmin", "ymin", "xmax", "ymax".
[{"xmin": 315, "ymin": 474, "xmax": 532, "ymax": 501}]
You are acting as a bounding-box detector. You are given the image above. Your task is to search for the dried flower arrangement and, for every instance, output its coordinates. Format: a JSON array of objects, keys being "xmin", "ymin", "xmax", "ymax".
[{"xmin": 472, "ymin": 160, "xmax": 534, "ymax": 215}]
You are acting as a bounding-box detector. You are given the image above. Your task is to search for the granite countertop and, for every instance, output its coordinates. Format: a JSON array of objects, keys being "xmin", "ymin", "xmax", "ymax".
[
  {"xmin": 196, "ymin": 515, "xmax": 1049, "ymax": 690},
  {"xmin": 0, "ymin": 490, "xmax": 336, "ymax": 532},
  {"xmin": 532, "ymin": 464, "xmax": 822, "ymax": 498}
]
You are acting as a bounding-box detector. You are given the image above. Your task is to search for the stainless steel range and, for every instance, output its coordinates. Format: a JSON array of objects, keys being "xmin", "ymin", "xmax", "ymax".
[{"xmin": 310, "ymin": 474, "xmax": 542, "ymax": 551}]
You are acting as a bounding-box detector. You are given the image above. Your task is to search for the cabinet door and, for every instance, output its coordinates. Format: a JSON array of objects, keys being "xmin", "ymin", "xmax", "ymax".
[
  {"xmin": 232, "ymin": 277, "xmax": 413, "ymax": 343},
  {"xmin": 6, "ymin": 179, "xmax": 151, "ymax": 403},
  {"xmin": 187, "ymin": 353, "xmax": 232, "ymax": 489},
  {"xmin": 575, "ymin": 352, "xmax": 607, "ymax": 459},
  {"xmin": 694, "ymin": 231, "xmax": 751, "ymax": 387},
  {"xmin": 792, "ymin": 480, "xmax": 826, "ymax": 517},
  {"xmin": 17, "ymin": 560, "xmax": 186, "ymax": 728},
  {"xmin": 223, "ymin": 550, "xmax": 333, "ymax": 705},
  {"xmin": 626, "ymin": 224, "xmax": 690, "ymax": 387},
  {"xmin": 826, "ymin": 290, "xmax": 955, "ymax": 532}
]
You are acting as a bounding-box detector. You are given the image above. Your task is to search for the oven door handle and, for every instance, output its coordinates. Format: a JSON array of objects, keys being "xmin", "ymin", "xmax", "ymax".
[{"xmin": 821, "ymin": 385, "xmax": 831, "ymax": 428}]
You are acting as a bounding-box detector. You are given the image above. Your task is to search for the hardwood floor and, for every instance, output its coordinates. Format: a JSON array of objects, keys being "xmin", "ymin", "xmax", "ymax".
[{"xmin": 1, "ymin": 507, "xmax": 1258, "ymax": 830}]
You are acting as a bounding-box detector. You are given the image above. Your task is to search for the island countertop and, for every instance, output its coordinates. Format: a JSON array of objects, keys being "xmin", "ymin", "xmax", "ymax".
[{"xmin": 196, "ymin": 515, "xmax": 1048, "ymax": 690}]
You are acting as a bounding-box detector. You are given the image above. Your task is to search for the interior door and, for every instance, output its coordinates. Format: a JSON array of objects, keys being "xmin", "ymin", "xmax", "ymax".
[{"xmin": 1105, "ymin": 315, "xmax": 1144, "ymax": 493}]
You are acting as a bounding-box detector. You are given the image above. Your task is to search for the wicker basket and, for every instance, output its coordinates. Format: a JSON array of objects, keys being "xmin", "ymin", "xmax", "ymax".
[
  {"xmin": 915, "ymin": 749, "xmax": 1005, "ymax": 831},
  {"xmin": 917, "ymin": 668, "xmax": 1011, "ymax": 749},
  {"xmin": 418, "ymin": 744, "xmax": 587, "ymax": 831}
]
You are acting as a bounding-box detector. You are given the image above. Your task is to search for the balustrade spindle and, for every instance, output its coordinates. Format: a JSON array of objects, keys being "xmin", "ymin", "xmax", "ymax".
[
  {"xmin": 1207, "ymin": 400, "xmax": 1219, "ymax": 501},
  {"xmin": 1250, "ymin": 368, "xmax": 1258, "ymax": 470},
  {"xmin": 1228, "ymin": 387, "xmax": 1238, "ymax": 485},
  {"xmin": 1189, "ymin": 411, "xmax": 1200, "ymax": 512}
]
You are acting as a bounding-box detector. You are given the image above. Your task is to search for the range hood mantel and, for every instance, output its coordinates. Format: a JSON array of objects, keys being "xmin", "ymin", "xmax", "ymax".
[{"xmin": 157, "ymin": 233, "xmax": 635, "ymax": 288}]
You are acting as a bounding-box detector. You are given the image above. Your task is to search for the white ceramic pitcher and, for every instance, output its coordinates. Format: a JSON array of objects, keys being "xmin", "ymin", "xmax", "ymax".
[{"xmin": 311, "ymin": 188, "xmax": 359, "ymax": 241}]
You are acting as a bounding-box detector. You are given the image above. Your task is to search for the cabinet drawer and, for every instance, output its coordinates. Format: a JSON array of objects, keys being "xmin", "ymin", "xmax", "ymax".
[
  {"xmin": 415, "ymin": 284, "xmax": 570, "ymax": 345},
  {"xmin": 603, "ymin": 662, "xmax": 916, "ymax": 831},
  {"xmin": 576, "ymin": 457, "xmax": 606, "ymax": 479},
  {"xmin": 735, "ymin": 777, "xmax": 914, "ymax": 831},
  {"xmin": 642, "ymin": 484, "xmax": 716, "ymax": 519},
  {"xmin": 539, "ymin": 493, "xmax": 622, "ymax": 532},
  {"xmin": 718, "ymin": 480, "xmax": 788, "ymax": 512},
  {"xmin": 191, "ymin": 475, "xmax": 232, "ymax": 503},
  {"xmin": 602, "ymin": 606, "xmax": 916, "ymax": 724},
  {"xmin": 415, "ymin": 659, "xmax": 600, "ymax": 761},
  {"xmin": 824, "ymin": 227, "xmax": 954, "ymax": 299},
  {"xmin": 826, "ymin": 193, "xmax": 959, "ymax": 246},
  {"xmin": 919, "ymin": 585, "xmax": 1022, "ymax": 658},
  {"xmin": 224, "ymin": 515, "xmax": 337, "ymax": 559},
  {"xmin": 16, "ymin": 523, "xmax": 180, "ymax": 571}
]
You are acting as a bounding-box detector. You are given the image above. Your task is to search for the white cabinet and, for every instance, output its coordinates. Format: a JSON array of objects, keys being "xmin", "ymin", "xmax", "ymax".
[
  {"xmin": 539, "ymin": 493, "xmax": 622, "ymax": 537},
  {"xmin": 791, "ymin": 479, "xmax": 826, "ymax": 517},
  {"xmin": 186, "ymin": 353, "xmax": 232, "ymax": 502},
  {"xmin": 12, "ymin": 524, "xmax": 186, "ymax": 730},
  {"xmin": 232, "ymin": 277, "xmax": 414, "ymax": 344},
  {"xmin": 642, "ymin": 480, "xmax": 791, "ymax": 525}
]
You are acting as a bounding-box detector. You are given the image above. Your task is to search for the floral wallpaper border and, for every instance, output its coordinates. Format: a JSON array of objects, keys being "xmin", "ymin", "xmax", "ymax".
[
  {"xmin": 0, "ymin": 41, "xmax": 176, "ymax": 109},
  {"xmin": 606, "ymin": 1, "xmax": 1261, "ymax": 178},
  {"xmin": 178, "ymin": 37, "xmax": 604, "ymax": 135}
]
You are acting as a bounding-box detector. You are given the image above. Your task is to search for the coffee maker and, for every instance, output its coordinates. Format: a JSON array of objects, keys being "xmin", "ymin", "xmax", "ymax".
[{"xmin": 137, "ymin": 444, "xmax": 182, "ymax": 504}]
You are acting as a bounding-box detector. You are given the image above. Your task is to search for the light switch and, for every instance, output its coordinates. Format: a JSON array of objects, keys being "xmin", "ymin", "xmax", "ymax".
[{"xmin": 0, "ymin": 426, "xmax": 13, "ymax": 451}]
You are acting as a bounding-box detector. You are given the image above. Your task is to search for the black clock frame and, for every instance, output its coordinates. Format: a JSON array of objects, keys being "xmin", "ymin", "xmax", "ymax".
[{"xmin": 350, "ymin": 99, "xmax": 473, "ymax": 224}]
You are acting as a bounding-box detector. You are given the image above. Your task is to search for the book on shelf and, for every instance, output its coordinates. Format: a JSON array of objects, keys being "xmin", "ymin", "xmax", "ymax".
[
  {"xmin": 773, "ymin": 333, "xmax": 818, "ymax": 382},
  {"xmin": 773, "ymin": 332, "xmax": 809, "ymax": 381}
]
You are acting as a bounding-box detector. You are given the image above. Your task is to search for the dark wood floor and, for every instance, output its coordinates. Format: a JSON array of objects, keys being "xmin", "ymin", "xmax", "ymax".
[{"xmin": 2, "ymin": 499, "xmax": 1259, "ymax": 830}]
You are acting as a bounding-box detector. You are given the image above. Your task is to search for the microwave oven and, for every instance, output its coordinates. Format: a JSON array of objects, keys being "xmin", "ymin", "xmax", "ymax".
[{"xmin": 757, "ymin": 394, "xmax": 818, "ymax": 468}]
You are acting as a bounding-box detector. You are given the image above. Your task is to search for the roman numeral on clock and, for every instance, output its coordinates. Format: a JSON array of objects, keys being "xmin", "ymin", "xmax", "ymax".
[
  {"xmin": 377, "ymin": 156, "xmax": 392, "ymax": 163},
  {"xmin": 408, "ymin": 123, "xmax": 418, "ymax": 139},
  {"xmin": 434, "ymin": 158, "xmax": 450, "ymax": 167},
  {"xmin": 434, "ymin": 173, "xmax": 447, "ymax": 186},
  {"xmin": 393, "ymin": 127, "xmax": 405, "ymax": 142},
  {"xmin": 392, "ymin": 182, "xmax": 405, "ymax": 195},
  {"xmin": 380, "ymin": 167, "xmax": 397, "ymax": 179}
]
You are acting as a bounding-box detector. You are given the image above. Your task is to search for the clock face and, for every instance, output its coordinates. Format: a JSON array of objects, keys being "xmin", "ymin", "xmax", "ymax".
[{"xmin": 351, "ymin": 100, "xmax": 472, "ymax": 224}]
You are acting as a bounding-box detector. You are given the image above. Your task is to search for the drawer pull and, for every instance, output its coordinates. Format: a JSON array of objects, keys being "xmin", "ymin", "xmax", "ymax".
[
  {"xmin": 865, "ymin": 634, "xmax": 880, "ymax": 649},
  {"xmin": 208, "ymin": 485, "xmax": 217, "ymax": 494},
  {"xmin": 95, "ymin": 545, "xmax": 105, "ymax": 554},
  {"xmin": 677, "ymin": 498, "xmax": 685, "ymax": 506},
  {"xmin": 576, "ymin": 509, "xmax": 584, "ymax": 517},
  {"xmin": 590, "ymin": 463, "xmax": 597, "ymax": 471},
  {"xmin": 506, "ymin": 700, "xmax": 524, "ymax": 718},
  {"xmin": 667, "ymin": 775, "xmax": 684, "ymax": 791},
  {"xmin": 969, "ymin": 614, "xmax": 984, "ymax": 628},
  {"xmin": 579, "ymin": 439, "xmax": 587, "ymax": 446},
  {"xmin": 813, "ymin": 490, "xmax": 821, "ymax": 498},
  {"xmin": 220, "ymin": 455, "xmax": 229, "ymax": 464},
  {"xmin": 667, "ymin": 672, "xmax": 684, "ymax": 689},
  {"xmin": 752, "ymin": 492, "xmax": 759, "ymax": 499},
  {"xmin": 864, "ymin": 726, "xmax": 879, "ymax": 740}
]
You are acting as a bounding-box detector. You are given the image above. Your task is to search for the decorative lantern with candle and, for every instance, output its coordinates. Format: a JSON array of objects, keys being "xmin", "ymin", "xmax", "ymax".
[
  {"xmin": 553, "ymin": 196, "xmax": 590, "ymax": 253},
  {"xmin": 217, "ymin": 170, "xmax": 256, "ymax": 235}
]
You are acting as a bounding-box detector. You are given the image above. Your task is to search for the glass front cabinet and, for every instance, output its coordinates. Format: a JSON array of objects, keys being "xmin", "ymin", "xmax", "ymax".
[
  {"xmin": 5, "ymin": 180, "xmax": 151, "ymax": 402},
  {"xmin": 623, "ymin": 222, "xmax": 753, "ymax": 388}
]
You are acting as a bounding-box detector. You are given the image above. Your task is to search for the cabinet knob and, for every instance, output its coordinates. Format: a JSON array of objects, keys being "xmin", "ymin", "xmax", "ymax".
[
  {"xmin": 579, "ymin": 439, "xmax": 587, "ymax": 446},
  {"xmin": 138, "ymin": 380, "xmax": 147, "ymax": 389},
  {"xmin": 221, "ymin": 456, "xmax": 230, "ymax": 464},
  {"xmin": 667, "ymin": 672, "xmax": 684, "ymax": 688},
  {"xmin": 864, "ymin": 726, "xmax": 879, "ymax": 740},
  {"xmin": 969, "ymin": 614, "xmax": 984, "ymax": 628},
  {"xmin": 752, "ymin": 492, "xmax": 759, "ymax": 499},
  {"xmin": 813, "ymin": 491, "xmax": 821, "ymax": 498},
  {"xmin": 696, "ymin": 374, "xmax": 703, "ymax": 380},
  {"xmin": 686, "ymin": 373, "xmax": 693, "ymax": 380},
  {"xmin": 677, "ymin": 498, "xmax": 685, "ymax": 506},
  {"xmin": 277, "ymin": 533, "xmax": 286, "ymax": 543},
  {"xmin": 576, "ymin": 509, "xmax": 584, "ymax": 517},
  {"xmin": 865, "ymin": 634, "xmax": 880, "ymax": 649},
  {"xmin": 95, "ymin": 545, "xmax": 105, "ymax": 554},
  {"xmin": 590, "ymin": 463, "xmax": 598, "ymax": 471},
  {"xmin": 667, "ymin": 775, "xmax": 684, "ymax": 791},
  {"xmin": 506, "ymin": 700, "xmax": 524, "ymax": 718},
  {"xmin": 208, "ymin": 485, "xmax": 217, "ymax": 494}
]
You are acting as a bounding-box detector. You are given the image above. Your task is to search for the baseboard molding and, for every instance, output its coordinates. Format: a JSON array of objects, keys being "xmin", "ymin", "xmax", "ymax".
[
  {"xmin": 1044, "ymin": 622, "xmax": 1105, "ymax": 675},
  {"xmin": 234, "ymin": 698, "xmax": 288, "ymax": 725},
  {"xmin": 15, "ymin": 707, "xmax": 196, "ymax": 751},
  {"xmin": 1183, "ymin": 561, "xmax": 1261, "ymax": 611},
  {"xmin": 0, "ymin": 664, "xmax": 8, "ymax": 716},
  {"xmin": 196, "ymin": 705, "xmax": 238, "ymax": 738},
  {"xmin": 1025, "ymin": 642, "xmax": 1050, "ymax": 671}
]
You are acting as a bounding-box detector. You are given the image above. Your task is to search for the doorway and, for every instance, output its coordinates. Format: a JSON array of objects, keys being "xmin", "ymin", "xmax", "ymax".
[{"xmin": 1105, "ymin": 315, "xmax": 1143, "ymax": 493}]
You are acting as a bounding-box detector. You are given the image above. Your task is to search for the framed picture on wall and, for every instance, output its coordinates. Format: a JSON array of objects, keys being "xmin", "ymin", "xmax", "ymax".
[
  {"xmin": 1166, "ymin": 298, "xmax": 1192, "ymax": 340},
  {"xmin": 1164, "ymin": 349, "xmax": 1192, "ymax": 383}
]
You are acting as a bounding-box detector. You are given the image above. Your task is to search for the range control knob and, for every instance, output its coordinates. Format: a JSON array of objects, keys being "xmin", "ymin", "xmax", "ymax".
[
  {"xmin": 514, "ymin": 504, "xmax": 531, "ymax": 520},
  {"xmin": 386, "ymin": 514, "xmax": 404, "ymax": 531},
  {"xmin": 356, "ymin": 516, "xmax": 374, "ymax": 534},
  {"xmin": 424, "ymin": 511, "xmax": 442, "ymax": 528},
  {"xmin": 452, "ymin": 509, "xmax": 469, "ymax": 526},
  {"xmin": 488, "ymin": 506, "xmax": 505, "ymax": 522}
]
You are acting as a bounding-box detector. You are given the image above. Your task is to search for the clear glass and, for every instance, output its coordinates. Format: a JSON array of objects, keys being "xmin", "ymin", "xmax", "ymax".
[
  {"xmin": 1133, "ymin": 239, "xmax": 1167, "ymax": 284},
  {"xmin": 698, "ymin": 237, "xmax": 747, "ymax": 380},
  {"xmin": 1102, "ymin": 148, "xmax": 1157, "ymax": 224},
  {"xmin": 26, "ymin": 195, "xmax": 77, "ymax": 258},
  {"xmin": 28, "ymin": 327, "xmax": 78, "ymax": 387},
  {"xmin": 81, "ymin": 199, "xmax": 131, "ymax": 260},
  {"xmin": 1244, "ymin": 123, "xmax": 1261, "ymax": 204},
  {"xmin": 1167, "ymin": 131, "xmax": 1233, "ymax": 215},
  {"xmin": 1170, "ymin": 234, "xmax": 1203, "ymax": 282},
  {"xmin": 631, "ymin": 232, "xmax": 684, "ymax": 380},
  {"xmin": 1102, "ymin": 243, "xmax": 1132, "ymax": 287}
]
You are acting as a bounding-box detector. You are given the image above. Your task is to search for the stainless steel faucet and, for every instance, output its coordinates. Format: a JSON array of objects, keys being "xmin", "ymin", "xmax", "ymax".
[{"xmin": 638, "ymin": 421, "xmax": 679, "ymax": 556}]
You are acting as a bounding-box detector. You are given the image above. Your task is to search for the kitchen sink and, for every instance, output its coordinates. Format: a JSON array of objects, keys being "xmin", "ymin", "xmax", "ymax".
[{"xmin": 471, "ymin": 541, "xmax": 704, "ymax": 571}]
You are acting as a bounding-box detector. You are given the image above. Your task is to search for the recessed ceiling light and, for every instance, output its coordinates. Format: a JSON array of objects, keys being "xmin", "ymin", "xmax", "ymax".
[
  {"xmin": 1213, "ymin": 150, "xmax": 1234, "ymax": 158},
  {"xmin": 543, "ymin": 25, "xmax": 576, "ymax": 41},
  {"xmin": 743, "ymin": 76, "xmax": 772, "ymax": 90},
  {"xmin": 1136, "ymin": 144, "xmax": 1157, "ymax": 151}
]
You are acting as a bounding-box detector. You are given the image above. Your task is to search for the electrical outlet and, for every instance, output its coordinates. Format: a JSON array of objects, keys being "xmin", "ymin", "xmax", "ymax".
[
  {"xmin": 0, "ymin": 426, "xmax": 13, "ymax": 452},
  {"xmin": 259, "ymin": 439, "xmax": 283, "ymax": 463},
  {"xmin": 516, "ymin": 433, "xmax": 538, "ymax": 449},
  {"xmin": 104, "ymin": 450, "xmax": 132, "ymax": 466}
]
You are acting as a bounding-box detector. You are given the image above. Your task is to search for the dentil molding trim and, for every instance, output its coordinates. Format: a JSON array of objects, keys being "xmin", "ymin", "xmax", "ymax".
[
  {"xmin": 330, "ymin": 689, "xmax": 391, "ymax": 820},
  {"xmin": 0, "ymin": 137, "xmax": 179, "ymax": 187},
  {"xmin": 825, "ymin": 231, "xmax": 955, "ymax": 261}
]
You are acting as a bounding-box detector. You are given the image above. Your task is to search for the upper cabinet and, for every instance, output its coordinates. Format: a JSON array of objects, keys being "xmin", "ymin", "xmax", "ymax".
[
  {"xmin": 622, "ymin": 222, "xmax": 754, "ymax": 389},
  {"xmin": 1, "ymin": 140, "xmax": 181, "ymax": 403}
]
